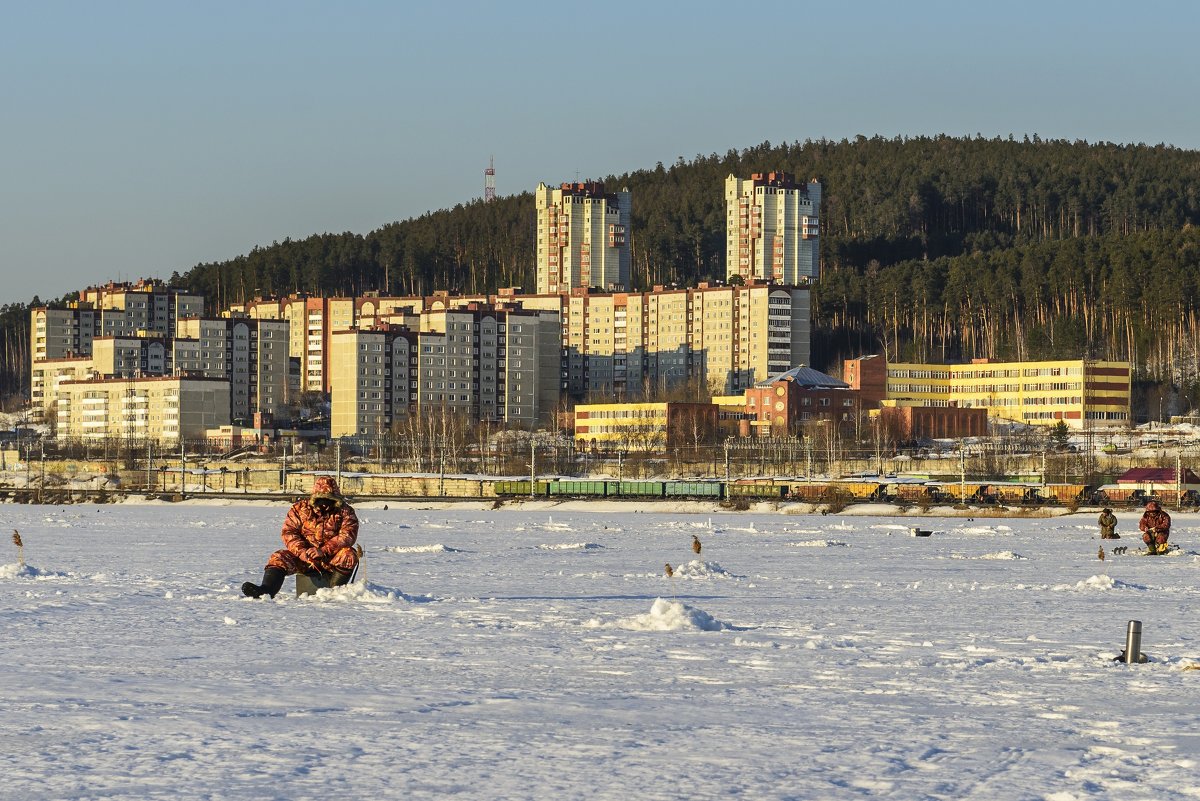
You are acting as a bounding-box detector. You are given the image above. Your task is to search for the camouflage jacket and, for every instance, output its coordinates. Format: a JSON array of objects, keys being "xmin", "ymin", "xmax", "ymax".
[
  {"xmin": 281, "ymin": 500, "xmax": 359, "ymax": 563},
  {"xmin": 1138, "ymin": 509, "xmax": 1171, "ymax": 535}
]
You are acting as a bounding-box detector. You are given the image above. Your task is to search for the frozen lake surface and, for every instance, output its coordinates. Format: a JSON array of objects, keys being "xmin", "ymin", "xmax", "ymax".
[{"xmin": 4, "ymin": 501, "xmax": 1200, "ymax": 800}]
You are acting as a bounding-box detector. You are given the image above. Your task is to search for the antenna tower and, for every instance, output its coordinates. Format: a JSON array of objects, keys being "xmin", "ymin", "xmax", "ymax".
[{"xmin": 484, "ymin": 156, "xmax": 496, "ymax": 203}]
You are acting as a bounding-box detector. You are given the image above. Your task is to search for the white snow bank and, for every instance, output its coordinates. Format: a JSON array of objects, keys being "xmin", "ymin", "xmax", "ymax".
[
  {"xmin": 788, "ymin": 540, "xmax": 849, "ymax": 548},
  {"xmin": 298, "ymin": 581, "xmax": 403, "ymax": 603},
  {"xmin": 669, "ymin": 559, "xmax": 737, "ymax": 579},
  {"xmin": 950, "ymin": 551, "xmax": 1027, "ymax": 560},
  {"xmin": 0, "ymin": 562, "xmax": 71, "ymax": 579},
  {"xmin": 606, "ymin": 598, "xmax": 731, "ymax": 631},
  {"xmin": 381, "ymin": 544, "xmax": 461, "ymax": 554},
  {"xmin": 537, "ymin": 542, "xmax": 603, "ymax": 551},
  {"xmin": 1053, "ymin": 574, "xmax": 1144, "ymax": 592}
]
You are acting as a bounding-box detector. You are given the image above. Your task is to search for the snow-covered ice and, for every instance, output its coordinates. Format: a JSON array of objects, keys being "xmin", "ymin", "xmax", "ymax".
[{"xmin": 3, "ymin": 502, "xmax": 1200, "ymax": 799}]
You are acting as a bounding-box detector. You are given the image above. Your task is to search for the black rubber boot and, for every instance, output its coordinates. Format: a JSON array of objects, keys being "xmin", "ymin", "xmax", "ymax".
[{"xmin": 242, "ymin": 567, "xmax": 286, "ymax": 599}]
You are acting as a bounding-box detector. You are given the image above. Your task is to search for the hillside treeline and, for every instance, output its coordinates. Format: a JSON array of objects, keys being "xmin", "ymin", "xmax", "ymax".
[{"xmin": 7, "ymin": 135, "xmax": 1200, "ymax": 404}]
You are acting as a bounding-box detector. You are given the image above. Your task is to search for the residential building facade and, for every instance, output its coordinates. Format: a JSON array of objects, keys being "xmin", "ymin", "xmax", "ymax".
[
  {"xmin": 725, "ymin": 172, "xmax": 821, "ymax": 284},
  {"xmin": 55, "ymin": 376, "xmax": 231, "ymax": 444},
  {"xmin": 329, "ymin": 307, "xmax": 562, "ymax": 437},
  {"xmin": 535, "ymin": 181, "xmax": 631, "ymax": 294},
  {"xmin": 175, "ymin": 318, "xmax": 291, "ymax": 421}
]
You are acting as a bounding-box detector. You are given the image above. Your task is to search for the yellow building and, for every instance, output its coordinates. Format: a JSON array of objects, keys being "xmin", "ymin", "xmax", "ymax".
[
  {"xmin": 573, "ymin": 402, "xmax": 718, "ymax": 452},
  {"xmin": 882, "ymin": 358, "xmax": 1131, "ymax": 429},
  {"xmin": 55, "ymin": 376, "xmax": 231, "ymax": 444}
]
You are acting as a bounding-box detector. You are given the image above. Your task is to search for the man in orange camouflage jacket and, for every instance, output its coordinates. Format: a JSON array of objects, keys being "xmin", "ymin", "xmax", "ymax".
[
  {"xmin": 242, "ymin": 476, "xmax": 360, "ymax": 598},
  {"xmin": 1138, "ymin": 499, "xmax": 1172, "ymax": 555}
]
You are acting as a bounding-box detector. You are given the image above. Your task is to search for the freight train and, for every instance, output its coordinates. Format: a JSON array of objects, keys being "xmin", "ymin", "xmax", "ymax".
[{"xmin": 488, "ymin": 478, "xmax": 1117, "ymax": 506}]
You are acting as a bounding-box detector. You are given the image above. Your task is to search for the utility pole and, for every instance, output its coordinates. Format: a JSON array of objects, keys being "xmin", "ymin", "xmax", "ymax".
[
  {"xmin": 530, "ymin": 437, "xmax": 537, "ymax": 498},
  {"xmin": 281, "ymin": 439, "xmax": 288, "ymax": 494},
  {"xmin": 336, "ymin": 440, "xmax": 342, "ymax": 487},
  {"xmin": 960, "ymin": 441, "xmax": 966, "ymax": 503}
]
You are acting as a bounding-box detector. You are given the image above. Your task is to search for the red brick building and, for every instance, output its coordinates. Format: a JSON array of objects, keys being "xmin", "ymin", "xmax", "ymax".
[{"xmin": 743, "ymin": 366, "xmax": 860, "ymax": 437}]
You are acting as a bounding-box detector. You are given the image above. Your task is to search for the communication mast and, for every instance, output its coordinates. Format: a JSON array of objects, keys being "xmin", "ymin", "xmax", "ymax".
[{"xmin": 484, "ymin": 156, "xmax": 496, "ymax": 202}]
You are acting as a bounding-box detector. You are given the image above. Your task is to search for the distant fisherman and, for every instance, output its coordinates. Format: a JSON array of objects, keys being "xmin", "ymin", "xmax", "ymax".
[{"xmin": 1098, "ymin": 508, "xmax": 1119, "ymax": 539}]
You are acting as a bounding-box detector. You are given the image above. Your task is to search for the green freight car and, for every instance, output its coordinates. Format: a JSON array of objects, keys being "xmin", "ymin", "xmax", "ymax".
[
  {"xmin": 618, "ymin": 481, "xmax": 665, "ymax": 497},
  {"xmin": 494, "ymin": 480, "xmax": 552, "ymax": 497},
  {"xmin": 547, "ymin": 480, "xmax": 614, "ymax": 497},
  {"xmin": 664, "ymin": 481, "xmax": 724, "ymax": 498}
]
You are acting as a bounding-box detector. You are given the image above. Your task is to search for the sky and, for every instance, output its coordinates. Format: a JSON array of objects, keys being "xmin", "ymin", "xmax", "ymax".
[{"xmin": 2, "ymin": 0, "xmax": 1197, "ymax": 306}]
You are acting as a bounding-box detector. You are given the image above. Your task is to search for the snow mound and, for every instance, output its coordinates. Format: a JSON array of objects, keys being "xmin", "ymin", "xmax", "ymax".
[
  {"xmin": 788, "ymin": 540, "xmax": 848, "ymax": 548},
  {"xmin": 537, "ymin": 542, "xmax": 603, "ymax": 551},
  {"xmin": 870, "ymin": 524, "xmax": 910, "ymax": 531},
  {"xmin": 300, "ymin": 581, "xmax": 402, "ymax": 603},
  {"xmin": 949, "ymin": 551, "xmax": 1026, "ymax": 560},
  {"xmin": 1053, "ymin": 574, "xmax": 1144, "ymax": 592},
  {"xmin": 0, "ymin": 563, "xmax": 72, "ymax": 579},
  {"xmin": 827, "ymin": 521, "xmax": 855, "ymax": 531},
  {"xmin": 957, "ymin": 526, "xmax": 1003, "ymax": 535},
  {"xmin": 669, "ymin": 559, "xmax": 737, "ymax": 579},
  {"xmin": 612, "ymin": 598, "xmax": 731, "ymax": 631},
  {"xmin": 382, "ymin": 544, "xmax": 461, "ymax": 554}
]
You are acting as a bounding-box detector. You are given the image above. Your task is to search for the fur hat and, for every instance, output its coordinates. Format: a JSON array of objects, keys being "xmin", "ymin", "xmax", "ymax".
[
  {"xmin": 1145, "ymin": 499, "xmax": 1160, "ymax": 511},
  {"xmin": 311, "ymin": 475, "xmax": 342, "ymax": 502}
]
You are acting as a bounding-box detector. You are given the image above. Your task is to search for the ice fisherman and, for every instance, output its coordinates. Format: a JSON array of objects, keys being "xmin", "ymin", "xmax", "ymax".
[
  {"xmin": 242, "ymin": 476, "xmax": 360, "ymax": 598},
  {"xmin": 1138, "ymin": 499, "xmax": 1171, "ymax": 555},
  {"xmin": 1097, "ymin": 508, "xmax": 1119, "ymax": 539}
]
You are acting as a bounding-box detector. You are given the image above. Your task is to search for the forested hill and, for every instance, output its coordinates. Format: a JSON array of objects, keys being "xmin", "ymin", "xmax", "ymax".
[{"xmin": 6, "ymin": 135, "xmax": 1200, "ymax": 405}]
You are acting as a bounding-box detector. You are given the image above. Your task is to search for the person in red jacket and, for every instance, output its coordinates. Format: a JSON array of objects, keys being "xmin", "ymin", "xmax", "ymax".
[
  {"xmin": 1138, "ymin": 499, "xmax": 1172, "ymax": 555},
  {"xmin": 242, "ymin": 476, "xmax": 360, "ymax": 598}
]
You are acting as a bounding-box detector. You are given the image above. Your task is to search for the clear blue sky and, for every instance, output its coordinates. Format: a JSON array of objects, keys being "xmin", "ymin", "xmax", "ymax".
[{"xmin": 2, "ymin": 0, "xmax": 1196, "ymax": 306}]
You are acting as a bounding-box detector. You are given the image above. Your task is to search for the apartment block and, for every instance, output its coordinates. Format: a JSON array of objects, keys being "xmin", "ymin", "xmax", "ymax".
[
  {"xmin": 230, "ymin": 295, "xmax": 352, "ymax": 394},
  {"xmin": 535, "ymin": 181, "xmax": 631, "ymax": 294},
  {"xmin": 175, "ymin": 318, "xmax": 291, "ymax": 421},
  {"xmin": 329, "ymin": 327, "xmax": 416, "ymax": 438},
  {"xmin": 329, "ymin": 307, "xmax": 561, "ymax": 437},
  {"xmin": 726, "ymin": 172, "xmax": 821, "ymax": 284},
  {"xmin": 845, "ymin": 355, "xmax": 1132, "ymax": 429},
  {"xmin": 81, "ymin": 280, "xmax": 204, "ymax": 338},
  {"xmin": 510, "ymin": 283, "xmax": 810, "ymax": 399},
  {"xmin": 55, "ymin": 376, "xmax": 231, "ymax": 444}
]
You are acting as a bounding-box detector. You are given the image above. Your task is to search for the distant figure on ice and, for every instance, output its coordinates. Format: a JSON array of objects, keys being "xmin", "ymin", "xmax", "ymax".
[
  {"xmin": 1098, "ymin": 508, "xmax": 1119, "ymax": 539},
  {"xmin": 692, "ymin": 535, "xmax": 702, "ymax": 555},
  {"xmin": 1138, "ymin": 500, "xmax": 1171, "ymax": 555},
  {"xmin": 242, "ymin": 476, "xmax": 360, "ymax": 598}
]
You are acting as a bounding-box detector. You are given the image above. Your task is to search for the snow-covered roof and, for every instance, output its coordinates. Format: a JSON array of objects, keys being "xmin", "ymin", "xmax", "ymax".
[{"xmin": 756, "ymin": 365, "xmax": 849, "ymax": 390}]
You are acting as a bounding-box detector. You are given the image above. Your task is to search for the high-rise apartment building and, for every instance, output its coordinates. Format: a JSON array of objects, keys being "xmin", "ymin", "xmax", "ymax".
[
  {"xmin": 230, "ymin": 295, "xmax": 353, "ymax": 394},
  {"xmin": 30, "ymin": 282, "xmax": 205, "ymax": 423},
  {"xmin": 80, "ymin": 280, "xmax": 204, "ymax": 338},
  {"xmin": 509, "ymin": 283, "xmax": 810, "ymax": 398},
  {"xmin": 535, "ymin": 181, "xmax": 630, "ymax": 295},
  {"xmin": 175, "ymin": 317, "xmax": 291, "ymax": 421},
  {"xmin": 725, "ymin": 172, "xmax": 821, "ymax": 284},
  {"xmin": 329, "ymin": 307, "xmax": 561, "ymax": 437}
]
